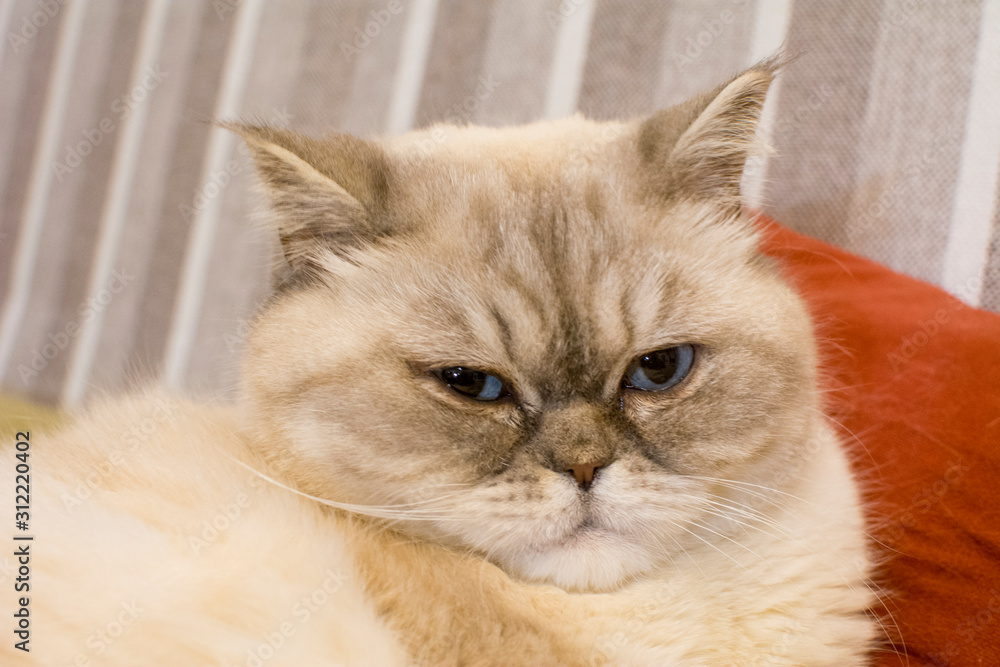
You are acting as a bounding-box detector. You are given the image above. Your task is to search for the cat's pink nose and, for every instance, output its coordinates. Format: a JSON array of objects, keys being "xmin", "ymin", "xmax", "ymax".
[{"xmin": 565, "ymin": 462, "xmax": 604, "ymax": 491}]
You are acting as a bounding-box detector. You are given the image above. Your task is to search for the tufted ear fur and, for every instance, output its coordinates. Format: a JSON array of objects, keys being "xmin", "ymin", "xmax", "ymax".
[
  {"xmin": 224, "ymin": 123, "xmax": 395, "ymax": 276},
  {"xmin": 636, "ymin": 58, "xmax": 778, "ymax": 210}
]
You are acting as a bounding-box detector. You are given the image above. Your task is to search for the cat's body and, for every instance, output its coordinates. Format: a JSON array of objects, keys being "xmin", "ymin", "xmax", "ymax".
[
  {"xmin": 9, "ymin": 393, "xmax": 872, "ymax": 666},
  {"xmin": 2, "ymin": 61, "xmax": 877, "ymax": 665}
]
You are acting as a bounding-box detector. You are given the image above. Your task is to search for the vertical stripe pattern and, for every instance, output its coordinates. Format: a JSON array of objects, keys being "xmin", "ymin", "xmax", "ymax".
[
  {"xmin": 940, "ymin": 0, "xmax": 1000, "ymax": 305},
  {"xmin": 544, "ymin": 0, "xmax": 596, "ymax": 119},
  {"xmin": 62, "ymin": 0, "xmax": 172, "ymax": 406},
  {"xmin": 0, "ymin": 0, "xmax": 89, "ymax": 384},
  {"xmin": 161, "ymin": 0, "xmax": 264, "ymax": 390},
  {"xmin": 0, "ymin": 0, "xmax": 997, "ymax": 406}
]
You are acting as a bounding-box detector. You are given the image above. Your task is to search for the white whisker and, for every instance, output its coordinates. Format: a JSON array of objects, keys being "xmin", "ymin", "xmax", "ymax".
[
  {"xmin": 226, "ymin": 456, "xmax": 464, "ymax": 522},
  {"xmin": 683, "ymin": 474, "xmax": 811, "ymax": 505}
]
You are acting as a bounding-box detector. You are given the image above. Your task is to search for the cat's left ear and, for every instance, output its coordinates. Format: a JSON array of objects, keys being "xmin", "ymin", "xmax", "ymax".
[
  {"xmin": 636, "ymin": 58, "xmax": 778, "ymax": 209},
  {"xmin": 224, "ymin": 122, "xmax": 394, "ymax": 275}
]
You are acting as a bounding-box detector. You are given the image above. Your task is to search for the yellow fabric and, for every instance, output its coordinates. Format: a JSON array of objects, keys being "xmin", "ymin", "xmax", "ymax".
[{"xmin": 0, "ymin": 394, "xmax": 63, "ymax": 436}]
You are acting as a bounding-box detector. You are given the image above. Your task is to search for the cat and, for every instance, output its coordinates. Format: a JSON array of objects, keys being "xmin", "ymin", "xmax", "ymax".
[{"xmin": 2, "ymin": 58, "xmax": 877, "ymax": 665}]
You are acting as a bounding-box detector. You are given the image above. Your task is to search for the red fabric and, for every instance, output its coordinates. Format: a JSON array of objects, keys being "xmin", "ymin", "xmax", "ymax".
[{"xmin": 757, "ymin": 218, "xmax": 1000, "ymax": 666}]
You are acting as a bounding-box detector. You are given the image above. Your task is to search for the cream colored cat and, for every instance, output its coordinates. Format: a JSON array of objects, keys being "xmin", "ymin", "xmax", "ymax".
[{"xmin": 3, "ymin": 60, "xmax": 877, "ymax": 665}]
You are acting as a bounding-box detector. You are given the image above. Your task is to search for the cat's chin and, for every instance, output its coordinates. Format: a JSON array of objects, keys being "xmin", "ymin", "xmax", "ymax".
[{"xmin": 502, "ymin": 527, "xmax": 659, "ymax": 592}]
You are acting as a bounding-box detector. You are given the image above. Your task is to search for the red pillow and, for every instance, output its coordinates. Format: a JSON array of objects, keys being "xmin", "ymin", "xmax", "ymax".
[{"xmin": 758, "ymin": 218, "xmax": 1000, "ymax": 666}]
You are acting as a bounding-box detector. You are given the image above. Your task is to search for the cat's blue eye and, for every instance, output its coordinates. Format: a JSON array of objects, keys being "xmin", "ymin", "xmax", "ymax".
[
  {"xmin": 623, "ymin": 344, "xmax": 696, "ymax": 392},
  {"xmin": 436, "ymin": 367, "xmax": 508, "ymax": 401}
]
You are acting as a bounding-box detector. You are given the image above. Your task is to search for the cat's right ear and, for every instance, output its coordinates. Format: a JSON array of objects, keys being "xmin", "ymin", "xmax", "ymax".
[
  {"xmin": 634, "ymin": 57, "xmax": 779, "ymax": 211},
  {"xmin": 224, "ymin": 123, "xmax": 394, "ymax": 274}
]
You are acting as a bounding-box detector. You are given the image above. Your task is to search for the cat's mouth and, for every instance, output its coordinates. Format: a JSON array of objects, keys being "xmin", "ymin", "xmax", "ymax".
[
  {"xmin": 502, "ymin": 513, "xmax": 659, "ymax": 591},
  {"xmin": 557, "ymin": 517, "xmax": 603, "ymax": 544},
  {"xmin": 539, "ymin": 504, "xmax": 630, "ymax": 550},
  {"xmin": 446, "ymin": 468, "xmax": 685, "ymax": 590}
]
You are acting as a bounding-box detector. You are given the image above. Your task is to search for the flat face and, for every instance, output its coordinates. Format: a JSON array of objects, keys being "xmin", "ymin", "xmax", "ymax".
[{"xmin": 239, "ymin": 67, "xmax": 818, "ymax": 591}]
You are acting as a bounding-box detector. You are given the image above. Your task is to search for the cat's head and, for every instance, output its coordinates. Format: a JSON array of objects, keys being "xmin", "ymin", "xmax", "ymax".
[{"xmin": 234, "ymin": 60, "xmax": 818, "ymax": 591}]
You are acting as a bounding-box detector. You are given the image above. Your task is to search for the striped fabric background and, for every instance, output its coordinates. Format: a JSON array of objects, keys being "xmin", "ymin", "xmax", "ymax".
[{"xmin": 0, "ymin": 0, "xmax": 998, "ymax": 407}]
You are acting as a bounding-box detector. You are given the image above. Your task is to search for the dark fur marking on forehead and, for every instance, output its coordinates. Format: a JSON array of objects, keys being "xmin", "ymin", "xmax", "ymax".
[
  {"xmin": 617, "ymin": 284, "xmax": 636, "ymax": 354},
  {"xmin": 541, "ymin": 312, "xmax": 593, "ymax": 401},
  {"xmin": 426, "ymin": 291, "xmax": 475, "ymax": 344},
  {"xmin": 527, "ymin": 197, "xmax": 574, "ymax": 269},
  {"xmin": 652, "ymin": 270, "xmax": 687, "ymax": 331},
  {"xmin": 486, "ymin": 303, "xmax": 514, "ymax": 363},
  {"xmin": 492, "ymin": 190, "xmax": 620, "ymax": 402},
  {"xmin": 470, "ymin": 176, "xmax": 642, "ymax": 404},
  {"xmin": 498, "ymin": 268, "xmax": 551, "ymax": 333}
]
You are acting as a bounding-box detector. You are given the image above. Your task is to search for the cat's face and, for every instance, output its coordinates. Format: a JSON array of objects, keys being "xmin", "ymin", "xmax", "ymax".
[{"xmin": 238, "ymin": 62, "xmax": 817, "ymax": 591}]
